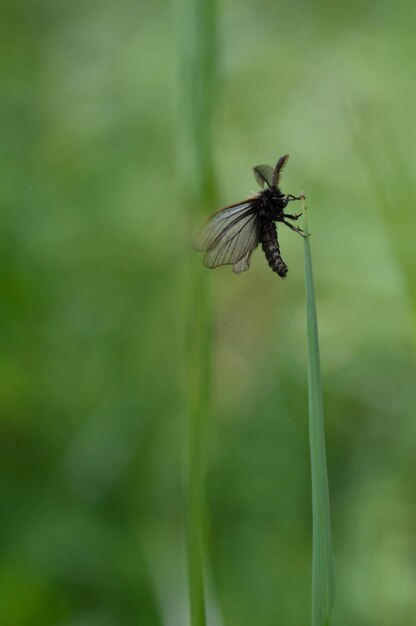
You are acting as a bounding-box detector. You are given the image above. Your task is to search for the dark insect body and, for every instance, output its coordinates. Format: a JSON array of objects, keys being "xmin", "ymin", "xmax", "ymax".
[{"xmin": 195, "ymin": 154, "xmax": 304, "ymax": 278}]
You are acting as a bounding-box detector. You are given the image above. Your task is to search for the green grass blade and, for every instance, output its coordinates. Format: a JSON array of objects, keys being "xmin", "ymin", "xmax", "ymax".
[
  {"xmin": 186, "ymin": 265, "xmax": 212, "ymax": 626},
  {"xmin": 176, "ymin": 0, "xmax": 218, "ymax": 624},
  {"xmin": 302, "ymin": 198, "xmax": 335, "ymax": 626},
  {"xmin": 350, "ymin": 116, "xmax": 416, "ymax": 328}
]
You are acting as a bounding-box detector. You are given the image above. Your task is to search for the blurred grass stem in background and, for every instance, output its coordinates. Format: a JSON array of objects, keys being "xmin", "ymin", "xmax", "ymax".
[
  {"xmin": 176, "ymin": 0, "xmax": 218, "ymax": 623},
  {"xmin": 302, "ymin": 196, "xmax": 335, "ymax": 626},
  {"xmin": 351, "ymin": 115, "xmax": 416, "ymax": 330}
]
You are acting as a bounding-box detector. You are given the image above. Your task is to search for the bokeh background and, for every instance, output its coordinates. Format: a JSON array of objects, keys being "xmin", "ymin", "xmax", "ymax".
[{"xmin": 1, "ymin": 0, "xmax": 416, "ymax": 625}]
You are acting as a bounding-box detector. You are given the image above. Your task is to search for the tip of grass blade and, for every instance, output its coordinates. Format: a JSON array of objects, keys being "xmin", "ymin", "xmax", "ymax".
[{"xmin": 300, "ymin": 192, "xmax": 308, "ymax": 233}]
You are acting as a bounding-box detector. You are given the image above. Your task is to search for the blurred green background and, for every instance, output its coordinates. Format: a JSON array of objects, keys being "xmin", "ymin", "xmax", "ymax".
[{"xmin": 1, "ymin": 0, "xmax": 416, "ymax": 625}]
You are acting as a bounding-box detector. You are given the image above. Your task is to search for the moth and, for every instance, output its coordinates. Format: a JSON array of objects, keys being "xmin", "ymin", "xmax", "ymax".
[{"xmin": 195, "ymin": 154, "xmax": 305, "ymax": 277}]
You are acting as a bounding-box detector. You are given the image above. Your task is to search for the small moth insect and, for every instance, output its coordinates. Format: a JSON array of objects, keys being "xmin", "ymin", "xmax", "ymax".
[{"xmin": 195, "ymin": 154, "xmax": 305, "ymax": 277}]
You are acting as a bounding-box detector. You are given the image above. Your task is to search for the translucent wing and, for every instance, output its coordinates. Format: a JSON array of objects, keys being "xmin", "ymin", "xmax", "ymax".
[
  {"xmin": 253, "ymin": 165, "xmax": 274, "ymax": 188},
  {"xmin": 204, "ymin": 212, "xmax": 260, "ymax": 270},
  {"xmin": 233, "ymin": 250, "xmax": 253, "ymax": 274},
  {"xmin": 195, "ymin": 201, "xmax": 260, "ymax": 272},
  {"xmin": 272, "ymin": 154, "xmax": 289, "ymax": 187},
  {"xmin": 194, "ymin": 201, "xmax": 254, "ymax": 252}
]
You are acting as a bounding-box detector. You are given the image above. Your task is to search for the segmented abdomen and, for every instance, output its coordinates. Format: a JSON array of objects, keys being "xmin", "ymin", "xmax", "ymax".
[{"xmin": 260, "ymin": 219, "xmax": 288, "ymax": 278}]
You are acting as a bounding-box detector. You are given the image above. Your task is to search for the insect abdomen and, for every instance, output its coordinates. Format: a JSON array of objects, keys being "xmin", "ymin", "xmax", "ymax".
[{"xmin": 260, "ymin": 219, "xmax": 288, "ymax": 278}]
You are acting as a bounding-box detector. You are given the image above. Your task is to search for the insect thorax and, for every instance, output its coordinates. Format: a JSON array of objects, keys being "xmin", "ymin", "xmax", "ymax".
[{"xmin": 257, "ymin": 188, "xmax": 287, "ymax": 219}]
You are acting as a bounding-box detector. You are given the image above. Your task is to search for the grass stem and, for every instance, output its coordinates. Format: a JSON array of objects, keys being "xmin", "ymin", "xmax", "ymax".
[
  {"xmin": 176, "ymin": 0, "xmax": 218, "ymax": 624},
  {"xmin": 302, "ymin": 196, "xmax": 335, "ymax": 626}
]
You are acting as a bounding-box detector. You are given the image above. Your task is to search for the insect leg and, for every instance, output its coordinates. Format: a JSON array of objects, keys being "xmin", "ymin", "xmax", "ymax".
[
  {"xmin": 285, "ymin": 194, "xmax": 303, "ymax": 202},
  {"xmin": 283, "ymin": 220, "xmax": 308, "ymax": 237},
  {"xmin": 284, "ymin": 213, "xmax": 302, "ymax": 221}
]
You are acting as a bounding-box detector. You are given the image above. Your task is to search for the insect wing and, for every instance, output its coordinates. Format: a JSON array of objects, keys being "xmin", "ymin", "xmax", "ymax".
[
  {"xmin": 194, "ymin": 202, "xmax": 253, "ymax": 251},
  {"xmin": 204, "ymin": 211, "xmax": 260, "ymax": 269},
  {"xmin": 195, "ymin": 201, "xmax": 260, "ymax": 270},
  {"xmin": 253, "ymin": 165, "xmax": 274, "ymax": 188},
  {"xmin": 272, "ymin": 154, "xmax": 289, "ymax": 187},
  {"xmin": 233, "ymin": 250, "xmax": 253, "ymax": 274}
]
